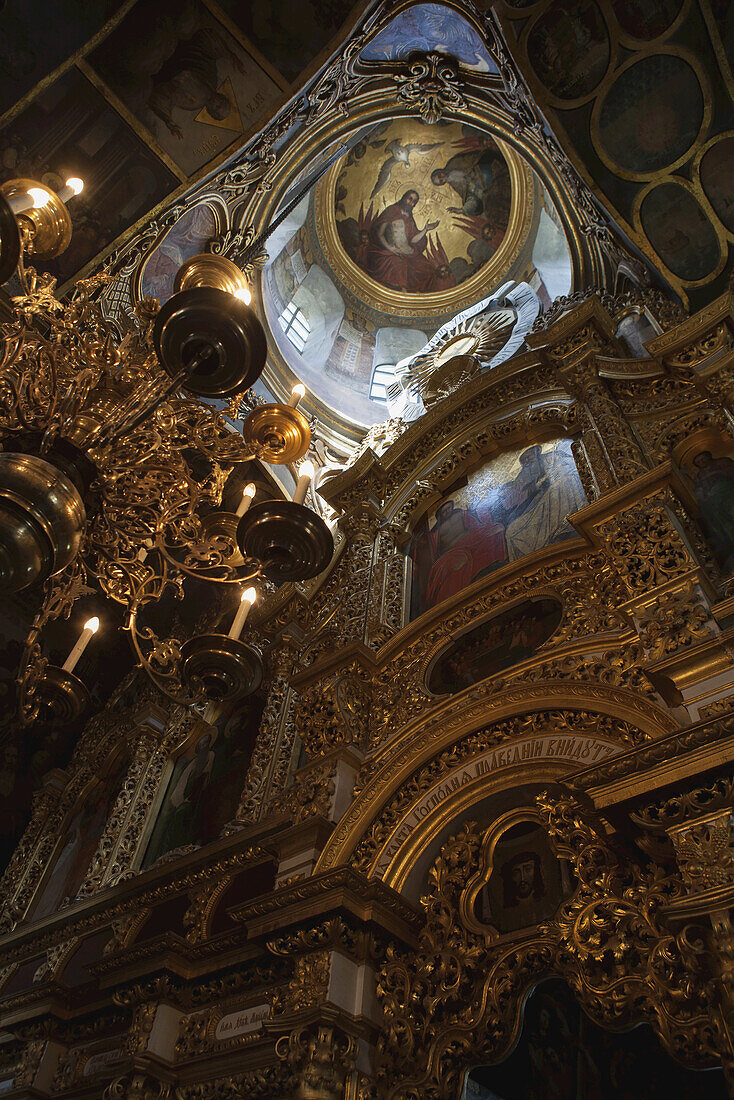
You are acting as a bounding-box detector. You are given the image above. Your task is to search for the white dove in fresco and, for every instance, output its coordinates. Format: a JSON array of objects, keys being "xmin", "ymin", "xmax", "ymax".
[{"xmin": 370, "ymin": 138, "xmax": 442, "ymax": 199}]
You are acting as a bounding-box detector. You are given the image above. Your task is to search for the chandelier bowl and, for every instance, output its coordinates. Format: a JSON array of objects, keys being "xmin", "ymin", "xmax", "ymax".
[
  {"xmin": 180, "ymin": 633, "xmax": 263, "ymax": 702},
  {"xmin": 0, "ymin": 454, "xmax": 86, "ymax": 591},
  {"xmin": 236, "ymin": 499, "xmax": 333, "ymax": 583},
  {"xmin": 153, "ymin": 286, "xmax": 267, "ymax": 397}
]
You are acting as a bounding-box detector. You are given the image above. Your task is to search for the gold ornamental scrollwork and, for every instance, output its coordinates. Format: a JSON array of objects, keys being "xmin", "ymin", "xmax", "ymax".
[{"xmin": 374, "ymin": 793, "xmax": 727, "ymax": 1098}]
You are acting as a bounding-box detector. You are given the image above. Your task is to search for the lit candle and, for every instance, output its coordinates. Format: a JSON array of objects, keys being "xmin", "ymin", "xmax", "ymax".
[
  {"xmin": 235, "ymin": 483, "xmax": 256, "ymax": 518},
  {"xmin": 62, "ymin": 616, "xmax": 100, "ymax": 674},
  {"xmin": 56, "ymin": 177, "xmax": 84, "ymax": 204},
  {"xmin": 233, "ymin": 285, "xmax": 251, "ymax": 305},
  {"xmin": 228, "ymin": 587, "xmax": 257, "ymax": 641},
  {"xmin": 288, "ymin": 384, "xmax": 306, "ymax": 408},
  {"xmin": 7, "ymin": 187, "xmax": 51, "ymax": 215},
  {"xmin": 293, "ymin": 460, "xmax": 314, "ymax": 506}
]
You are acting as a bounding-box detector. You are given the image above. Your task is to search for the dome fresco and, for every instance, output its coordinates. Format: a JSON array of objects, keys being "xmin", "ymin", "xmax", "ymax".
[
  {"xmin": 260, "ymin": 119, "xmax": 572, "ymax": 430},
  {"xmin": 332, "ymin": 120, "xmax": 512, "ymax": 295}
]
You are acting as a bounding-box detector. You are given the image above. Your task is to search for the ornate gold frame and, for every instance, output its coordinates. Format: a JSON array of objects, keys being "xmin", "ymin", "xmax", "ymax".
[{"xmin": 313, "ymin": 134, "xmax": 534, "ymax": 320}]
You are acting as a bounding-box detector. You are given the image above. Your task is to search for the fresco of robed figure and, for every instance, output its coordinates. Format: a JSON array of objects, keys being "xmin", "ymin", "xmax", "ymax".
[
  {"xmin": 409, "ymin": 439, "xmax": 586, "ymax": 620},
  {"xmin": 143, "ymin": 700, "xmax": 262, "ymax": 868},
  {"xmin": 335, "ymin": 119, "xmax": 512, "ymax": 293}
]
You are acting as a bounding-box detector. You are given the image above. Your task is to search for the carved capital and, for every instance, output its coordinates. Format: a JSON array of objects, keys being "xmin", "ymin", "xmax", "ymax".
[{"xmin": 276, "ymin": 1022, "xmax": 357, "ymax": 1100}]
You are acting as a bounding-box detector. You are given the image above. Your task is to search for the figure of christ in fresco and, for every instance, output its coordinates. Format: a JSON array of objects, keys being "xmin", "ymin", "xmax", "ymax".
[
  {"xmin": 424, "ymin": 499, "xmax": 507, "ymax": 609},
  {"xmin": 691, "ymin": 451, "xmax": 734, "ymax": 574},
  {"xmin": 364, "ymin": 190, "xmax": 440, "ymax": 292}
]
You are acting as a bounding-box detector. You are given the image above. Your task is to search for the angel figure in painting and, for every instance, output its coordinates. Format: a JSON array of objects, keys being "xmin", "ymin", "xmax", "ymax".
[{"xmin": 370, "ymin": 138, "xmax": 441, "ymax": 199}]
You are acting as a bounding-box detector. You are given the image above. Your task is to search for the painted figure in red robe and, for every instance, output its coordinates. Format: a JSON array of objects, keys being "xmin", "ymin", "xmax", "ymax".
[
  {"xmin": 365, "ymin": 189, "xmax": 440, "ymax": 292},
  {"xmin": 425, "ymin": 499, "xmax": 507, "ymax": 608}
]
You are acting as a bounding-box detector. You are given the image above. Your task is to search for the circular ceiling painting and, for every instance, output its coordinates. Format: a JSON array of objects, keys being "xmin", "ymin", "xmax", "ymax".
[{"xmin": 315, "ymin": 119, "xmax": 529, "ymax": 312}]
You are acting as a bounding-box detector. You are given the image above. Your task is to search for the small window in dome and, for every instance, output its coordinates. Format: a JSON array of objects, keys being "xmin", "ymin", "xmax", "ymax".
[
  {"xmin": 369, "ymin": 362, "xmax": 395, "ymax": 402},
  {"xmin": 278, "ymin": 301, "xmax": 310, "ymax": 353}
]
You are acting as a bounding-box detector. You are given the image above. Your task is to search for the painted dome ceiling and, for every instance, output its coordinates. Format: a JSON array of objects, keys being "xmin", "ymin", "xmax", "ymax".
[{"xmin": 260, "ymin": 116, "xmax": 573, "ymax": 430}]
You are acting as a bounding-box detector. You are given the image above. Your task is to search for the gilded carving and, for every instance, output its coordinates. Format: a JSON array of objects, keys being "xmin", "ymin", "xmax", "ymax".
[
  {"xmin": 276, "ymin": 1022, "xmax": 357, "ymax": 1100},
  {"xmin": 374, "ymin": 794, "xmax": 727, "ymax": 1097}
]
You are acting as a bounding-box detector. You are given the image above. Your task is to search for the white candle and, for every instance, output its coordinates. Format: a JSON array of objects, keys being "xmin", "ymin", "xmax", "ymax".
[
  {"xmin": 233, "ymin": 286, "xmax": 251, "ymax": 305},
  {"xmin": 62, "ymin": 616, "xmax": 99, "ymax": 674},
  {"xmin": 235, "ymin": 483, "xmax": 256, "ymax": 518},
  {"xmin": 56, "ymin": 177, "xmax": 84, "ymax": 204},
  {"xmin": 7, "ymin": 187, "xmax": 51, "ymax": 215},
  {"xmin": 228, "ymin": 587, "xmax": 257, "ymax": 640},
  {"xmin": 293, "ymin": 460, "xmax": 314, "ymax": 506},
  {"xmin": 203, "ymin": 700, "xmax": 222, "ymax": 724},
  {"xmin": 288, "ymin": 384, "xmax": 306, "ymax": 408}
]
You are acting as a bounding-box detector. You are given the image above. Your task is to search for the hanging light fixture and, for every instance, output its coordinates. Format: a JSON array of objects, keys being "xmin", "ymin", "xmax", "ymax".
[{"xmin": 0, "ymin": 178, "xmax": 335, "ymax": 724}]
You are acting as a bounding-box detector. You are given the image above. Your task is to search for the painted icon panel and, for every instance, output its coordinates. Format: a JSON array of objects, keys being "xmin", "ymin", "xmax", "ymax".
[
  {"xmin": 90, "ymin": 0, "xmax": 281, "ymax": 175},
  {"xmin": 143, "ymin": 701, "xmax": 262, "ymax": 868},
  {"xmin": 408, "ymin": 439, "xmax": 586, "ymax": 621},
  {"xmin": 428, "ymin": 597, "xmax": 562, "ymax": 694},
  {"xmin": 474, "ymin": 821, "xmax": 568, "ymax": 934}
]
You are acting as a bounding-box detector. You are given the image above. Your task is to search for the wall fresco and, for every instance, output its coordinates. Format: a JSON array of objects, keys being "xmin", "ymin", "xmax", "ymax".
[
  {"xmin": 334, "ymin": 119, "xmax": 511, "ymax": 293},
  {"xmin": 90, "ymin": 0, "xmax": 281, "ymax": 175},
  {"xmin": 0, "ymin": 68, "xmax": 177, "ymax": 284},
  {"xmin": 408, "ymin": 439, "xmax": 586, "ymax": 620}
]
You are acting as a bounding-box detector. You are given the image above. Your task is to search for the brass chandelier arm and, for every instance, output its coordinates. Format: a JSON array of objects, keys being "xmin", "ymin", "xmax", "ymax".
[{"xmin": 0, "ymin": 194, "xmax": 333, "ymax": 715}]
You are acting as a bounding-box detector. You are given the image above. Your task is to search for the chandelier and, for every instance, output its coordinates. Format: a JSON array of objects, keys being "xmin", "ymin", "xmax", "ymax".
[{"xmin": 0, "ymin": 178, "xmax": 334, "ymax": 727}]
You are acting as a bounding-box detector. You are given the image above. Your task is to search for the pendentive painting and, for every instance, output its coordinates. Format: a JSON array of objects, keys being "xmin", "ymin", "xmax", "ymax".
[
  {"xmin": 139, "ymin": 202, "xmax": 220, "ymax": 303},
  {"xmin": 334, "ymin": 119, "xmax": 512, "ymax": 292},
  {"xmin": 142, "ymin": 700, "xmax": 263, "ymax": 868},
  {"xmin": 360, "ymin": 4, "xmax": 495, "ymax": 71},
  {"xmin": 429, "ymin": 597, "xmax": 562, "ymax": 694},
  {"xmin": 90, "ymin": 0, "xmax": 281, "ymax": 176},
  {"xmin": 408, "ymin": 439, "xmax": 586, "ymax": 621}
]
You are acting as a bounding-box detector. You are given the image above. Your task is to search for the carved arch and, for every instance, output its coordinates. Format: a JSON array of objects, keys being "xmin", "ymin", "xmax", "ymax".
[{"xmin": 315, "ymin": 686, "xmax": 677, "ymax": 876}]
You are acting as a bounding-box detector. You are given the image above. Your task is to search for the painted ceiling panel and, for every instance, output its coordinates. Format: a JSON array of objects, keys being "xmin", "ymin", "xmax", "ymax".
[{"xmin": 495, "ymin": 0, "xmax": 734, "ymax": 308}]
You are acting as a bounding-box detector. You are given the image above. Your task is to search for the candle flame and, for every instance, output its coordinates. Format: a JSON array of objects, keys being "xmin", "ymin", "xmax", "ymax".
[
  {"xmin": 84, "ymin": 616, "xmax": 100, "ymax": 633},
  {"xmin": 241, "ymin": 587, "xmax": 257, "ymax": 605},
  {"xmin": 243, "ymin": 482, "xmax": 256, "ymax": 498},
  {"xmin": 291, "ymin": 384, "xmax": 306, "ymax": 398},
  {"xmin": 299, "ymin": 460, "xmax": 315, "ymax": 479},
  {"xmin": 65, "ymin": 177, "xmax": 84, "ymax": 196},
  {"xmin": 27, "ymin": 188, "xmax": 51, "ymax": 209},
  {"xmin": 234, "ymin": 286, "xmax": 251, "ymax": 305}
]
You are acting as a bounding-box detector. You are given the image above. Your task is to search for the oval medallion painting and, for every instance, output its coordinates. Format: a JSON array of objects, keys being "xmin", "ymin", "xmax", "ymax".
[
  {"xmin": 332, "ymin": 119, "xmax": 512, "ymax": 294},
  {"xmin": 428, "ymin": 597, "xmax": 562, "ymax": 695}
]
